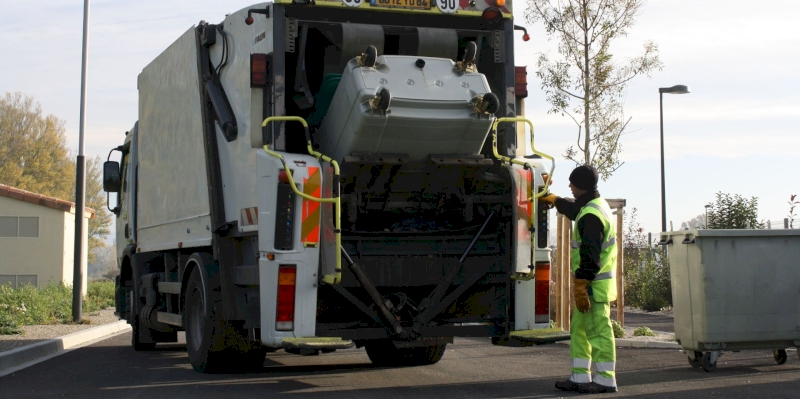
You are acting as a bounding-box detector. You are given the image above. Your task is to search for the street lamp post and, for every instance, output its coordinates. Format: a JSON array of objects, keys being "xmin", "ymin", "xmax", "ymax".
[
  {"xmin": 73, "ymin": 0, "xmax": 91, "ymax": 322},
  {"xmin": 659, "ymin": 84, "xmax": 690, "ymax": 233},
  {"xmin": 705, "ymin": 204, "xmax": 712, "ymax": 229}
]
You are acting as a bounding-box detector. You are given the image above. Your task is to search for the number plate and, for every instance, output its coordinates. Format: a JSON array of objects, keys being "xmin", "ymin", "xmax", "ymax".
[{"xmin": 373, "ymin": 0, "xmax": 431, "ymax": 10}]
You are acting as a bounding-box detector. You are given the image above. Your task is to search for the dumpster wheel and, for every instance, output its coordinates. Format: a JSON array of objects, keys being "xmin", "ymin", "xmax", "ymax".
[
  {"xmin": 701, "ymin": 352, "xmax": 717, "ymax": 372},
  {"xmin": 687, "ymin": 351, "xmax": 703, "ymax": 368},
  {"xmin": 774, "ymin": 349, "xmax": 788, "ymax": 365}
]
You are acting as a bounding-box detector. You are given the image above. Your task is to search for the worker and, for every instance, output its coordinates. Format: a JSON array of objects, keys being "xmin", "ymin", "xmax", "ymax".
[{"xmin": 540, "ymin": 165, "xmax": 618, "ymax": 394}]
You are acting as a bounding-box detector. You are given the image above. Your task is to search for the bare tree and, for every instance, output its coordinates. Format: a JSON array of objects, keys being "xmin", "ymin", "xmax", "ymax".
[
  {"xmin": 525, "ymin": 0, "xmax": 662, "ymax": 180},
  {"xmin": 681, "ymin": 214, "xmax": 705, "ymax": 230}
]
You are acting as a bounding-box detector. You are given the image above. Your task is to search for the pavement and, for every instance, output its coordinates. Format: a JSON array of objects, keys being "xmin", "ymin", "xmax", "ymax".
[
  {"xmin": 0, "ymin": 320, "xmax": 131, "ymax": 377},
  {"xmin": 0, "ymin": 311, "xmax": 680, "ymax": 376}
]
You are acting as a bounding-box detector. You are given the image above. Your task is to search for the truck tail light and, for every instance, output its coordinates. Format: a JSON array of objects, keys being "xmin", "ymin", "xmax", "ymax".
[
  {"xmin": 481, "ymin": 7, "xmax": 502, "ymax": 21},
  {"xmin": 278, "ymin": 169, "xmax": 289, "ymax": 184},
  {"xmin": 515, "ymin": 66, "xmax": 528, "ymax": 98},
  {"xmin": 535, "ymin": 262, "xmax": 550, "ymax": 323},
  {"xmin": 251, "ymin": 53, "xmax": 270, "ymax": 87},
  {"xmin": 275, "ymin": 265, "xmax": 296, "ymax": 331}
]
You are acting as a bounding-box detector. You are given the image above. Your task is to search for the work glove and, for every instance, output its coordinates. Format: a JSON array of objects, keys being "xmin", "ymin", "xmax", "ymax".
[
  {"xmin": 573, "ymin": 278, "xmax": 592, "ymax": 313},
  {"xmin": 540, "ymin": 193, "xmax": 558, "ymax": 206}
]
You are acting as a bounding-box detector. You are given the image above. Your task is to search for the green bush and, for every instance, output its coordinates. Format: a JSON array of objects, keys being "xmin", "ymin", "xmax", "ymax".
[
  {"xmin": 85, "ymin": 280, "xmax": 115, "ymax": 312},
  {"xmin": 0, "ymin": 281, "xmax": 116, "ymax": 334},
  {"xmin": 634, "ymin": 326, "xmax": 655, "ymax": 337},
  {"xmin": 623, "ymin": 208, "xmax": 672, "ymax": 311},
  {"xmin": 611, "ymin": 320, "xmax": 625, "ymax": 338}
]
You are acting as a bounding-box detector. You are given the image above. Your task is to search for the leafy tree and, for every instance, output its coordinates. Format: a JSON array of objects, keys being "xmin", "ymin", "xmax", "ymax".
[
  {"xmin": 788, "ymin": 194, "xmax": 798, "ymax": 229},
  {"xmin": 525, "ymin": 0, "xmax": 662, "ymax": 180},
  {"xmin": 707, "ymin": 192, "xmax": 764, "ymax": 229},
  {"xmin": 0, "ymin": 92, "xmax": 74, "ymax": 198},
  {"xmin": 0, "ymin": 92, "xmax": 111, "ymax": 262}
]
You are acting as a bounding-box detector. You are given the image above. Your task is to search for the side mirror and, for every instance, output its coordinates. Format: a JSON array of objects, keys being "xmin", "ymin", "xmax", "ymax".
[{"xmin": 103, "ymin": 161, "xmax": 121, "ymax": 192}]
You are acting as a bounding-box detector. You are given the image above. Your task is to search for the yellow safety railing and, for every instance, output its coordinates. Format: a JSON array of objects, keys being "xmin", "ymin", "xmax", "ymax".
[
  {"xmin": 491, "ymin": 117, "xmax": 556, "ymax": 281},
  {"xmin": 261, "ymin": 116, "xmax": 342, "ymax": 285}
]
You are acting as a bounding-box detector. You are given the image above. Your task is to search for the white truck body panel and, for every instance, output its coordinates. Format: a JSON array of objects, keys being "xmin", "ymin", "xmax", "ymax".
[
  {"xmin": 512, "ymin": 159, "xmax": 551, "ymax": 331},
  {"xmin": 257, "ymin": 151, "xmax": 322, "ymax": 345},
  {"xmin": 137, "ymin": 28, "xmax": 212, "ymax": 252},
  {"xmin": 211, "ymin": 5, "xmax": 274, "ymax": 233}
]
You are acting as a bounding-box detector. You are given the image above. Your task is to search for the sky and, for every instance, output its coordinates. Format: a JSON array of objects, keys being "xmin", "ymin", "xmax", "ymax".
[{"xmin": 1, "ymin": 0, "xmax": 799, "ymax": 241}]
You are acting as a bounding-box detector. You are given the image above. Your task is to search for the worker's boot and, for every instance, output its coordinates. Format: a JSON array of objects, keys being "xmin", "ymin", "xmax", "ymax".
[
  {"xmin": 554, "ymin": 379, "xmax": 580, "ymax": 392},
  {"xmin": 576, "ymin": 382, "xmax": 618, "ymax": 394}
]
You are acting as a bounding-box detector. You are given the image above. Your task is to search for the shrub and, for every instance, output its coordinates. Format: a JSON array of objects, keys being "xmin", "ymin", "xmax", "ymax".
[
  {"xmin": 85, "ymin": 280, "xmax": 115, "ymax": 312},
  {"xmin": 0, "ymin": 280, "xmax": 115, "ymax": 333},
  {"xmin": 707, "ymin": 192, "xmax": 764, "ymax": 229},
  {"xmin": 611, "ymin": 319, "xmax": 625, "ymax": 338},
  {"xmin": 0, "ymin": 311, "xmax": 23, "ymax": 335},
  {"xmin": 634, "ymin": 326, "xmax": 655, "ymax": 337},
  {"xmin": 623, "ymin": 208, "xmax": 672, "ymax": 311}
]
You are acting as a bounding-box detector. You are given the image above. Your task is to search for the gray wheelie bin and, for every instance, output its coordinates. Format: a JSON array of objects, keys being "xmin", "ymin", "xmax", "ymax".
[{"xmin": 662, "ymin": 229, "xmax": 800, "ymax": 371}]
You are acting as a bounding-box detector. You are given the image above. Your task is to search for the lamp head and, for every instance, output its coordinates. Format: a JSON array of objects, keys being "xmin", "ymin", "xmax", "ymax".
[{"xmin": 660, "ymin": 85, "xmax": 690, "ymax": 94}]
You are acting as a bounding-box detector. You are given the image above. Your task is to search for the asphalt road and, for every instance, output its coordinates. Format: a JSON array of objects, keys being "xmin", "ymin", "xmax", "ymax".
[{"xmin": 2, "ymin": 332, "xmax": 799, "ymax": 399}]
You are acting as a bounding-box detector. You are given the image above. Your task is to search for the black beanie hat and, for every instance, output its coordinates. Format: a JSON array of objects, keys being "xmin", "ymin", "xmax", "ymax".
[{"xmin": 569, "ymin": 165, "xmax": 599, "ymax": 191}]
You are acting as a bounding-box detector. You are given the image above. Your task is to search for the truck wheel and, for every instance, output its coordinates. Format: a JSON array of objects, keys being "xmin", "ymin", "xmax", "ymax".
[
  {"xmin": 128, "ymin": 291, "xmax": 156, "ymax": 351},
  {"xmin": 365, "ymin": 340, "xmax": 447, "ymax": 367},
  {"xmin": 185, "ymin": 267, "xmax": 227, "ymax": 373},
  {"xmin": 408, "ymin": 343, "xmax": 447, "ymax": 365}
]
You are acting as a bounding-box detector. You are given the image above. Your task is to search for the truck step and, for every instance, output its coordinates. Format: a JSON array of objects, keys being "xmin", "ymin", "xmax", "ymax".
[
  {"xmin": 508, "ymin": 328, "xmax": 571, "ymax": 345},
  {"xmin": 282, "ymin": 337, "xmax": 354, "ymax": 354}
]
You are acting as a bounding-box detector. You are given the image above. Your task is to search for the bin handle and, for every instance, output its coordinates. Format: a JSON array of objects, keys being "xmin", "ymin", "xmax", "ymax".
[{"xmin": 681, "ymin": 234, "xmax": 696, "ymax": 244}]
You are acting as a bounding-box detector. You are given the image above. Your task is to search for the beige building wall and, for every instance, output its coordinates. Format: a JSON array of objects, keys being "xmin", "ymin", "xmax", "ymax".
[
  {"xmin": 0, "ymin": 195, "xmax": 88, "ymax": 295},
  {"xmin": 63, "ymin": 211, "xmax": 89, "ymax": 296}
]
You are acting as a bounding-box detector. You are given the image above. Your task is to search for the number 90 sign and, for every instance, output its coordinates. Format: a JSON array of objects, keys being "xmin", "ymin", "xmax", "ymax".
[{"xmin": 437, "ymin": 0, "xmax": 458, "ymax": 13}]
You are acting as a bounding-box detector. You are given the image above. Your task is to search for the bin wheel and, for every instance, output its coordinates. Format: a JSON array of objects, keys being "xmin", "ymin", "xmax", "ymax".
[
  {"xmin": 463, "ymin": 41, "xmax": 477, "ymax": 64},
  {"xmin": 376, "ymin": 88, "xmax": 391, "ymax": 112},
  {"xmin": 774, "ymin": 349, "xmax": 788, "ymax": 365},
  {"xmin": 688, "ymin": 351, "xmax": 703, "ymax": 368},
  {"xmin": 701, "ymin": 352, "xmax": 717, "ymax": 372},
  {"xmin": 363, "ymin": 45, "xmax": 378, "ymax": 68},
  {"xmin": 482, "ymin": 93, "xmax": 499, "ymax": 115}
]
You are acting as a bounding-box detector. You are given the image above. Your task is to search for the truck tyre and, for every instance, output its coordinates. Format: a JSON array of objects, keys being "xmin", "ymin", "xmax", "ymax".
[
  {"xmin": 185, "ymin": 266, "xmax": 228, "ymax": 373},
  {"xmin": 128, "ymin": 291, "xmax": 156, "ymax": 351},
  {"xmin": 365, "ymin": 340, "xmax": 447, "ymax": 367}
]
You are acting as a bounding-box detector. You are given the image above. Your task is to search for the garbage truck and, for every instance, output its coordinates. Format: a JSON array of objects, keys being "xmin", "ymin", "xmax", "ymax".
[{"xmin": 102, "ymin": 0, "xmax": 559, "ymax": 373}]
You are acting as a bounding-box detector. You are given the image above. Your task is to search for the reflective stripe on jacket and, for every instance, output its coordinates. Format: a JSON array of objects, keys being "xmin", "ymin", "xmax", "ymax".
[{"xmin": 571, "ymin": 198, "xmax": 618, "ymax": 302}]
